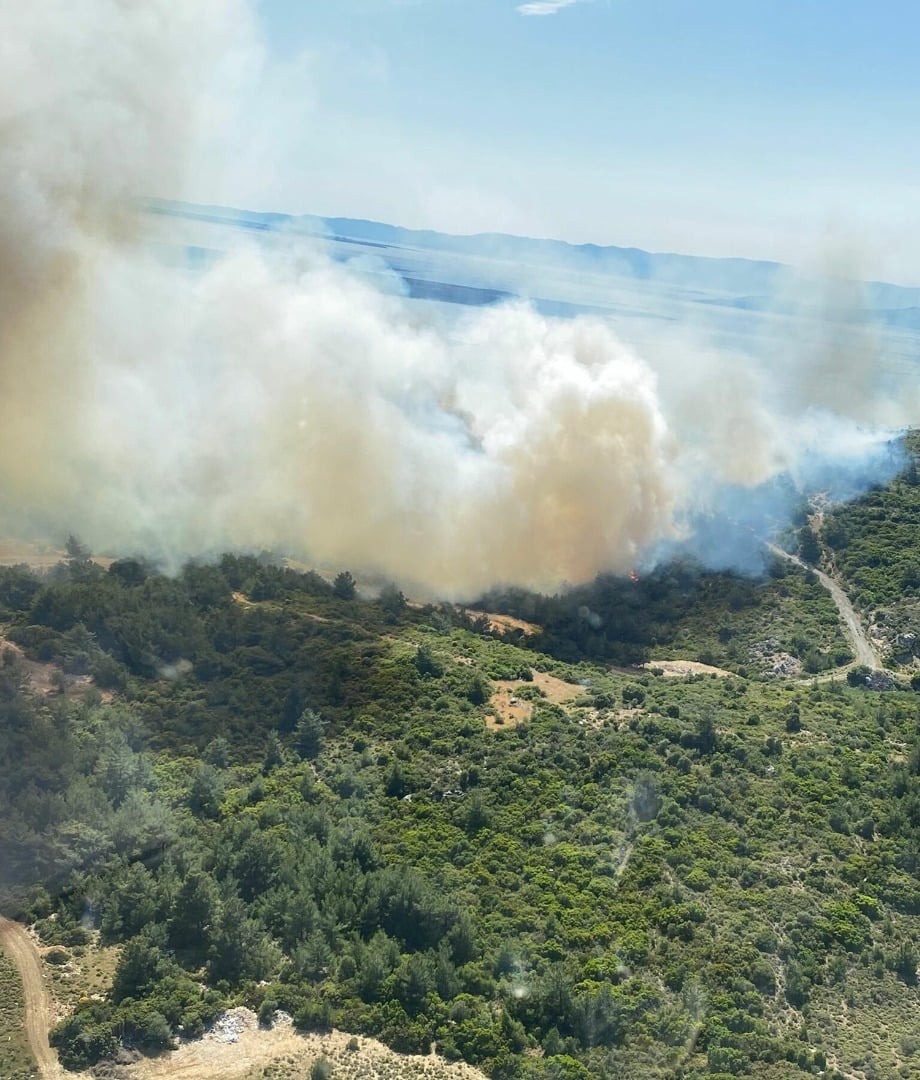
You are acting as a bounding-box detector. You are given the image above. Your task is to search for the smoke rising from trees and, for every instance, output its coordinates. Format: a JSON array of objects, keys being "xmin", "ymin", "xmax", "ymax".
[{"xmin": 0, "ymin": 2, "xmax": 906, "ymax": 596}]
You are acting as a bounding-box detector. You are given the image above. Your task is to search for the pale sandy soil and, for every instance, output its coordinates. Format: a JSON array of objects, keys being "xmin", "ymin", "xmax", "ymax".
[
  {"xmin": 123, "ymin": 1011, "xmax": 487, "ymax": 1080},
  {"xmin": 641, "ymin": 659, "xmax": 733, "ymax": 678}
]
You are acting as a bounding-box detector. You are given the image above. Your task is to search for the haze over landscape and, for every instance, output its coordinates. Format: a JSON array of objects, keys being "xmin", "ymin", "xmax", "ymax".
[{"xmin": 2, "ymin": 1, "xmax": 919, "ymax": 594}]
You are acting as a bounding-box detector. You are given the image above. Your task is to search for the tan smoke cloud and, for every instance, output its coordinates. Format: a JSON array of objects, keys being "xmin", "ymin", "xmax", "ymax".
[
  {"xmin": 0, "ymin": 0, "xmax": 259, "ymax": 526},
  {"xmin": 0, "ymin": 0, "xmax": 684, "ymax": 596},
  {"xmin": 0, "ymin": 2, "xmax": 904, "ymax": 596},
  {"xmin": 43, "ymin": 247, "xmax": 678, "ymax": 595}
]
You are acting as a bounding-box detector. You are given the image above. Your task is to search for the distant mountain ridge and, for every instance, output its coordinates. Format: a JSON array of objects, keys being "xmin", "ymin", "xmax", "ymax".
[{"xmin": 141, "ymin": 197, "xmax": 920, "ymax": 315}]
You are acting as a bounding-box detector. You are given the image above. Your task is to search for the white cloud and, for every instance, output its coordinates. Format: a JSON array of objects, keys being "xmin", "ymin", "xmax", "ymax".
[{"xmin": 517, "ymin": 0, "xmax": 586, "ymax": 16}]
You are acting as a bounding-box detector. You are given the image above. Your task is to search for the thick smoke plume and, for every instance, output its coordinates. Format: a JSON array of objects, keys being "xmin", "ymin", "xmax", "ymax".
[{"xmin": 0, "ymin": 2, "xmax": 907, "ymax": 597}]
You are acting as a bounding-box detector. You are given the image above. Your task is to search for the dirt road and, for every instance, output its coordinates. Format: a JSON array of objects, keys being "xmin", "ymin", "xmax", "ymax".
[
  {"xmin": 0, "ymin": 919, "xmax": 483, "ymax": 1080},
  {"xmin": 767, "ymin": 544, "xmax": 881, "ymax": 669},
  {"xmin": 0, "ymin": 918, "xmax": 63, "ymax": 1078}
]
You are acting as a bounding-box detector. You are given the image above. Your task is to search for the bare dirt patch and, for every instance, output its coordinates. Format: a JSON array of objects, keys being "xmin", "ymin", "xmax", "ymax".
[
  {"xmin": 123, "ymin": 1010, "xmax": 486, "ymax": 1080},
  {"xmin": 642, "ymin": 659, "xmax": 733, "ymax": 678},
  {"xmin": 487, "ymin": 681, "xmax": 533, "ymax": 728},
  {"xmin": 0, "ymin": 634, "xmax": 107, "ymax": 701},
  {"xmin": 463, "ymin": 610, "xmax": 541, "ymax": 637},
  {"xmin": 487, "ymin": 670, "xmax": 582, "ymax": 729}
]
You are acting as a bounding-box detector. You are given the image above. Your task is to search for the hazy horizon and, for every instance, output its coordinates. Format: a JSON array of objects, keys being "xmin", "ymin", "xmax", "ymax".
[
  {"xmin": 171, "ymin": 1, "xmax": 920, "ymax": 286},
  {"xmin": 2, "ymin": 1, "xmax": 919, "ymax": 597}
]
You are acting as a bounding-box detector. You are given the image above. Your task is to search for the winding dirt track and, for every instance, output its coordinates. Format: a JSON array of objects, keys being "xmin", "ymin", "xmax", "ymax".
[
  {"xmin": 0, "ymin": 917, "xmax": 63, "ymax": 1078},
  {"xmin": 767, "ymin": 543, "xmax": 881, "ymax": 669},
  {"xmin": 0, "ymin": 920, "xmax": 484, "ymax": 1080}
]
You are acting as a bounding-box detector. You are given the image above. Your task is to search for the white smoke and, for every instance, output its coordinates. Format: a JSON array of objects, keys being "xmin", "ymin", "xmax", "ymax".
[{"xmin": 0, "ymin": 1, "xmax": 909, "ymax": 597}]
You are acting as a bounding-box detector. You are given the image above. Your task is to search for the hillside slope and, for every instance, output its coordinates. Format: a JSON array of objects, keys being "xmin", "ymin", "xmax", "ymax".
[
  {"xmin": 1, "ymin": 537, "xmax": 920, "ymax": 1079},
  {"xmin": 817, "ymin": 430, "xmax": 920, "ymax": 668}
]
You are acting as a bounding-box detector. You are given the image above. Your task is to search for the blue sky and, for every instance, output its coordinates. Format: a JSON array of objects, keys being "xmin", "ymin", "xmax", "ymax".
[{"xmin": 213, "ymin": 1, "xmax": 920, "ymax": 281}]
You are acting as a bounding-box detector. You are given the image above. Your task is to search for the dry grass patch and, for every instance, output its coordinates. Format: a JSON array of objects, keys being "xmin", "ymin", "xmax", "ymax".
[
  {"xmin": 487, "ymin": 669, "xmax": 582, "ymax": 729},
  {"xmin": 462, "ymin": 610, "xmax": 540, "ymax": 637},
  {"xmin": 530, "ymin": 670, "xmax": 582, "ymax": 704},
  {"xmin": 42, "ymin": 936, "xmax": 120, "ymax": 1020}
]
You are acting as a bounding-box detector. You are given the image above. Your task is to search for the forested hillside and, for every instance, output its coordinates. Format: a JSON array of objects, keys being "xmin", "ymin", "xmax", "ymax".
[
  {"xmin": 1, "ymin": 497, "xmax": 920, "ymax": 1078},
  {"xmin": 816, "ymin": 432, "xmax": 920, "ymax": 672},
  {"xmin": 475, "ymin": 555, "xmax": 851, "ymax": 676}
]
